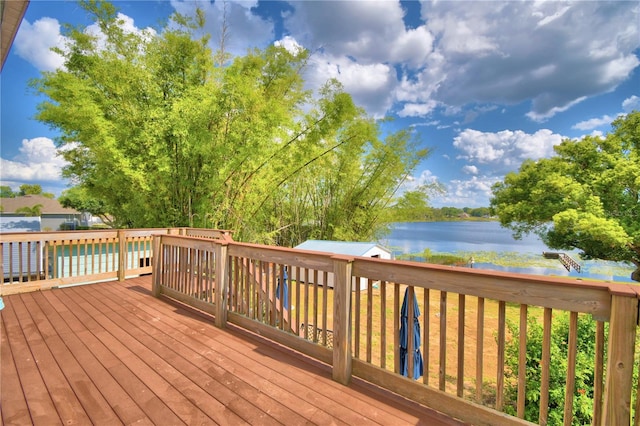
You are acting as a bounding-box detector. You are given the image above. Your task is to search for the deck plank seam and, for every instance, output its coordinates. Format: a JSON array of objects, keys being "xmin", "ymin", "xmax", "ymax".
[
  {"xmin": 45, "ymin": 288, "xmax": 185, "ymax": 425},
  {"xmin": 62, "ymin": 285, "xmax": 220, "ymax": 425},
  {"xmin": 116, "ymin": 279, "xmax": 437, "ymax": 424},
  {"xmin": 78, "ymin": 283, "xmax": 287, "ymax": 425}
]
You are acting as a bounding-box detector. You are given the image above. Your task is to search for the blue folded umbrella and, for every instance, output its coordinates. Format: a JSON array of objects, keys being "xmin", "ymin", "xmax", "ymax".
[
  {"xmin": 276, "ymin": 267, "xmax": 289, "ymax": 307},
  {"xmin": 400, "ymin": 288, "xmax": 423, "ymax": 380}
]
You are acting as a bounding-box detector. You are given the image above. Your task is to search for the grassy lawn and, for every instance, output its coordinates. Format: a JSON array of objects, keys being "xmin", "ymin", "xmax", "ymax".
[{"xmin": 285, "ymin": 280, "xmax": 546, "ymax": 402}]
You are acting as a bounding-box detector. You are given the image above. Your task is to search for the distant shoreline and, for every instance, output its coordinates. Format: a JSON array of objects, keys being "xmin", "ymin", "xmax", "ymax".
[
  {"xmin": 396, "ymin": 249, "xmax": 635, "ymax": 283},
  {"xmin": 384, "ymin": 221, "xmax": 635, "ymax": 283},
  {"xmin": 388, "ymin": 217, "xmax": 497, "ymax": 223}
]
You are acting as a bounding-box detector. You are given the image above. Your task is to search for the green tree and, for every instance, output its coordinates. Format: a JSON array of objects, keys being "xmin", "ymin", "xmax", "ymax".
[
  {"xmin": 441, "ymin": 206, "xmax": 463, "ymax": 218},
  {"xmin": 12, "ymin": 184, "xmax": 53, "ymax": 198},
  {"xmin": 19, "ymin": 184, "xmax": 43, "ymax": 196},
  {"xmin": 32, "ymin": 0, "xmax": 427, "ymax": 243},
  {"xmin": 59, "ymin": 186, "xmax": 111, "ymax": 224},
  {"xmin": 0, "ymin": 186, "xmax": 16, "ymax": 198},
  {"xmin": 470, "ymin": 207, "xmax": 490, "ymax": 218},
  {"xmin": 15, "ymin": 204, "xmax": 44, "ymax": 217},
  {"xmin": 491, "ymin": 112, "xmax": 640, "ymax": 281},
  {"xmin": 390, "ymin": 184, "xmax": 444, "ymax": 222}
]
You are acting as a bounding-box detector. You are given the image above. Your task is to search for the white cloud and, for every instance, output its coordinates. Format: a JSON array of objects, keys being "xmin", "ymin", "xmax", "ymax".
[
  {"xmin": 453, "ymin": 128, "xmax": 563, "ymax": 173},
  {"xmin": 14, "ymin": 17, "xmax": 66, "ymax": 71},
  {"xmin": 572, "ymin": 115, "xmax": 615, "ymax": 131},
  {"xmin": 622, "ymin": 95, "xmax": 640, "ymax": 113},
  {"xmin": 572, "ymin": 96, "xmax": 640, "ymax": 131},
  {"xmin": 401, "ymin": 169, "xmax": 440, "ymax": 193},
  {"xmin": 285, "ymin": 1, "xmax": 432, "ymax": 66},
  {"xmin": 289, "ymin": 1, "xmax": 637, "ymax": 121},
  {"xmin": 161, "ymin": 0, "xmax": 640, "ymax": 123},
  {"xmin": 0, "ymin": 138, "xmax": 69, "ymax": 184},
  {"xmin": 398, "ymin": 101, "xmax": 438, "ymax": 118},
  {"xmin": 170, "ymin": 0, "xmax": 274, "ymax": 55},
  {"xmin": 414, "ymin": 169, "xmax": 439, "ymax": 186},
  {"xmin": 418, "ymin": 1, "xmax": 639, "ymax": 120},
  {"xmin": 85, "ymin": 13, "xmax": 157, "ymax": 51},
  {"xmin": 16, "ymin": 1, "xmax": 638, "ymax": 125},
  {"xmin": 526, "ymin": 97, "xmax": 587, "ymax": 122},
  {"xmin": 274, "ymin": 36, "xmax": 303, "ymax": 55},
  {"xmin": 536, "ymin": 6, "xmax": 571, "ymax": 27},
  {"xmin": 307, "ymin": 55, "xmax": 396, "ymax": 118},
  {"xmin": 431, "ymin": 175, "xmax": 502, "ymax": 208},
  {"xmin": 462, "ymin": 165, "xmax": 479, "ymax": 175},
  {"xmin": 283, "ymin": 1, "xmax": 434, "ymax": 116},
  {"xmin": 14, "ymin": 13, "xmax": 158, "ymax": 71}
]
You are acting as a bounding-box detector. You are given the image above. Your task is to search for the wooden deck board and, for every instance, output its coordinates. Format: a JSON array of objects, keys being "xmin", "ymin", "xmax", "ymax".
[
  {"xmin": 34, "ymin": 291, "xmax": 152, "ymax": 425},
  {"xmin": 1, "ymin": 314, "xmax": 32, "ymax": 425},
  {"xmin": 11, "ymin": 294, "xmax": 94, "ymax": 425},
  {"xmin": 87, "ymin": 284, "xmax": 304, "ymax": 425},
  {"xmin": 1, "ymin": 276, "xmax": 465, "ymax": 426}
]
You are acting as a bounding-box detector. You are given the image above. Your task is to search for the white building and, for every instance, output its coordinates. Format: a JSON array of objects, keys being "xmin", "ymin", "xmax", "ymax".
[{"xmin": 293, "ymin": 240, "xmax": 392, "ymax": 291}]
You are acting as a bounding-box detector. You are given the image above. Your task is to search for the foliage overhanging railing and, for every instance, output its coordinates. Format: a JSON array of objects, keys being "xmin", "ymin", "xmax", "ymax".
[
  {"xmin": 0, "ymin": 228, "xmax": 232, "ymax": 295},
  {"xmin": 152, "ymin": 233, "xmax": 640, "ymax": 426}
]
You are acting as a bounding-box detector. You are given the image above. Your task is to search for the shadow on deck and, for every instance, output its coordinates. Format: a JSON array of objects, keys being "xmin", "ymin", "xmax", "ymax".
[{"xmin": 1, "ymin": 275, "xmax": 465, "ymax": 425}]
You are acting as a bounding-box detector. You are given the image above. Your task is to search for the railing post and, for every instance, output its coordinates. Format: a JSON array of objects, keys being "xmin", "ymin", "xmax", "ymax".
[
  {"xmin": 117, "ymin": 230, "xmax": 126, "ymax": 281},
  {"xmin": 214, "ymin": 242, "xmax": 229, "ymax": 328},
  {"xmin": 332, "ymin": 255, "xmax": 353, "ymax": 385},
  {"xmin": 602, "ymin": 290, "xmax": 638, "ymax": 425},
  {"xmin": 151, "ymin": 235, "xmax": 161, "ymax": 297}
]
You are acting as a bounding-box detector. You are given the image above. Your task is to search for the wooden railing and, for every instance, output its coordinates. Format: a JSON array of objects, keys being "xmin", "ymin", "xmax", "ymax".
[
  {"xmin": 152, "ymin": 234, "xmax": 640, "ymax": 426},
  {"xmin": 0, "ymin": 228, "xmax": 232, "ymax": 295}
]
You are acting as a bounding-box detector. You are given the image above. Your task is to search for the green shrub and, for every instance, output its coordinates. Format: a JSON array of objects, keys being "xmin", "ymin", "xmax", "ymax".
[{"xmin": 503, "ymin": 313, "xmax": 603, "ymax": 425}]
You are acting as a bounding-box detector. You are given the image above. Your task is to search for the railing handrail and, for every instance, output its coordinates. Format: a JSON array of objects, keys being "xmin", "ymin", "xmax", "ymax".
[
  {"xmin": 3, "ymin": 230, "xmax": 636, "ymax": 425},
  {"xmin": 152, "ymin": 234, "xmax": 639, "ymax": 426},
  {"xmin": 0, "ymin": 228, "xmax": 232, "ymax": 295},
  {"xmin": 177, "ymin": 237, "xmax": 627, "ymax": 319}
]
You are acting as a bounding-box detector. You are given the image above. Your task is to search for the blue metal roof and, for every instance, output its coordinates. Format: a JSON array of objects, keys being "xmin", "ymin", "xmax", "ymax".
[
  {"xmin": 0, "ymin": 215, "xmax": 41, "ymax": 233},
  {"xmin": 294, "ymin": 240, "xmax": 391, "ymax": 257}
]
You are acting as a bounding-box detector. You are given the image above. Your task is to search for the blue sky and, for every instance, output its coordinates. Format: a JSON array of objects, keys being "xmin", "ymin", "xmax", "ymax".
[{"xmin": 1, "ymin": 0, "xmax": 639, "ymax": 208}]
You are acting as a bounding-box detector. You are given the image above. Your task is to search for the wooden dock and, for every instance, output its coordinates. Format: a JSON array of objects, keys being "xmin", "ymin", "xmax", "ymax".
[{"xmin": 543, "ymin": 252, "xmax": 581, "ymax": 272}]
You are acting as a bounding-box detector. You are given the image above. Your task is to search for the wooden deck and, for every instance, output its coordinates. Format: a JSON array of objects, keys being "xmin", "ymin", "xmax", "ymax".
[{"xmin": 1, "ymin": 275, "xmax": 465, "ymax": 425}]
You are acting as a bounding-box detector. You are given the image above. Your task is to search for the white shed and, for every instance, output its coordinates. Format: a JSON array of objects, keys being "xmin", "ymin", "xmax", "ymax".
[{"xmin": 293, "ymin": 240, "xmax": 392, "ymax": 290}]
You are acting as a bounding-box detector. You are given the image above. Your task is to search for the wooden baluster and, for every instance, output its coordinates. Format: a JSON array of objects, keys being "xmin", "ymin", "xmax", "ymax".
[
  {"xmin": 496, "ymin": 300, "xmax": 506, "ymax": 411},
  {"xmin": 563, "ymin": 311, "xmax": 578, "ymax": 426},
  {"xmin": 457, "ymin": 293, "xmax": 465, "ymax": 397},
  {"xmin": 118, "ymin": 231, "xmax": 126, "ymax": 281},
  {"xmin": 366, "ymin": 278, "xmax": 373, "ymax": 363},
  {"xmin": 354, "ymin": 273, "xmax": 361, "ymax": 358},
  {"xmin": 380, "ymin": 280, "xmax": 387, "ymax": 370},
  {"xmin": 593, "ymin": 321, "xmax": 605, "ymax": 426},
  {"xmin": 303, "ymin": 268, "xmax": 309, "ymax": 340},
  {"xmin": 476, "ymin": 296, "xmax": 485, "ymax": 402},
  {"xmin": 26, "ymin": 241, "xmax": 31, "ymax": 281},
  {"xmin": 322, "ymin": 270, "xmax": 328, "ymax": 346},
  {"xmin": 517, "ymin": 304, "xmax": 528, "ymax": 418},
  {"xmin": 539, "ymin": 307, "xmax": 553, "ymax": 425},
  {"xmin": 294, "ymin": 265, "xmax": 301, "ymax": 335},
  {"xmin": 0, "ymin": 242, "xmax": 4, "ymax": 283},
  {"xmin": 424, "ymin": 288, "xmax": 430, "ymax": 386},
  {"xmin": 313, "ymin": 269, "xmax": 319, "ymax": 343},
  {"xmin": 394, "ymin": 283, "xmax": 400, "ymax": 375},
  {"xmin": 439, "ymin": 290, "xmax": 447, "ymax": 391}
]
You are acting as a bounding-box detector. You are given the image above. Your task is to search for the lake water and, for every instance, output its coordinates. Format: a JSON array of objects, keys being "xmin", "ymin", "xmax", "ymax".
[{"xmin": 379, "ymin": 221, "xmax": 635, "ymax": 283}]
